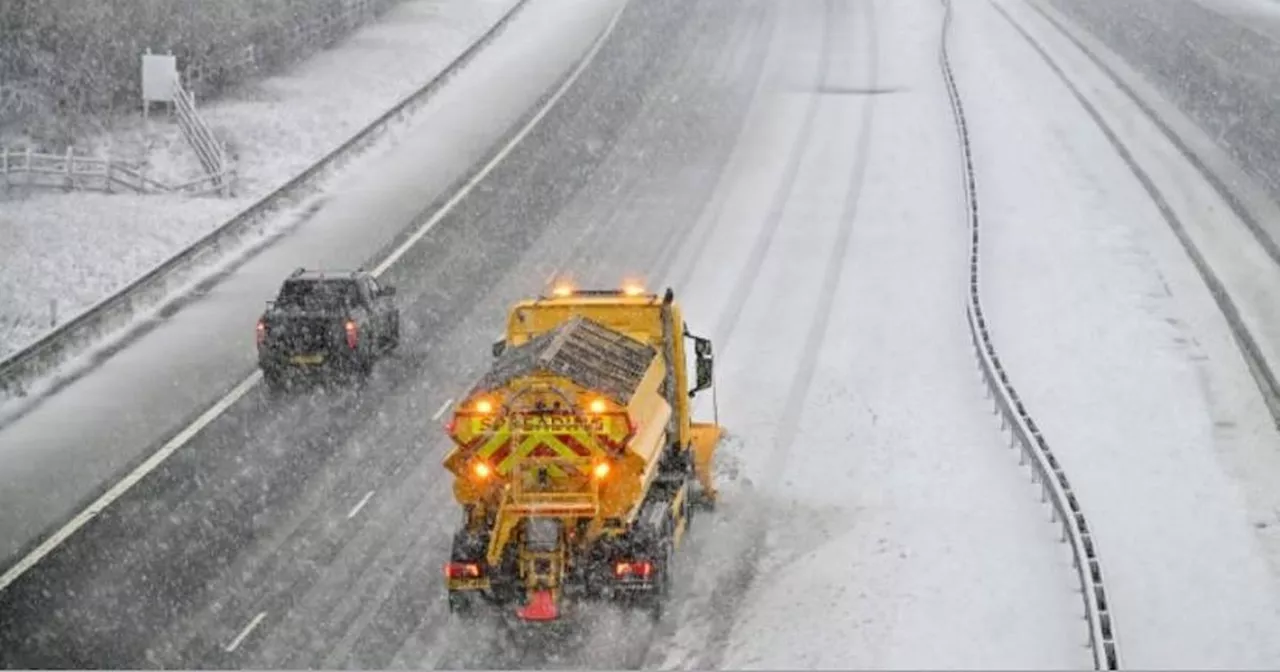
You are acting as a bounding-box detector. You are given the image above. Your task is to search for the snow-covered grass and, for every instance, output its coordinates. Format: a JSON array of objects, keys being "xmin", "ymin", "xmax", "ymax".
[
  {"xmin": 0, "ymin": 0, "xmax": 518, "ymax": 359},
  {"xmin": 956, "ymin": 0, "xmax": 1280, "ymax": 666}
]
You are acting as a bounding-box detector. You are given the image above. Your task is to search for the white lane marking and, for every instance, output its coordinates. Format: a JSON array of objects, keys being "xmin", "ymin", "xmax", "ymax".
[
  {"xmin": 346, "ymin": 490, "xmax": 376, "ymax": 520},
  {"xmin": 0, "ymin": 0, "xmax": 629, "ymax": 595},
  {"xmin": 371, "ymin": 0, "xmax": 627, "ymax": 277},
  {"xmin": 224, "ymin": 611, "xmax": 268, "ymax": 653},
  {"xmin": 0, "ymin": 372, "xmax": 262, "ymax": 593},
  {"xmin": 431, "ymin": 398, "xmax": 454, "ymax": 422}
]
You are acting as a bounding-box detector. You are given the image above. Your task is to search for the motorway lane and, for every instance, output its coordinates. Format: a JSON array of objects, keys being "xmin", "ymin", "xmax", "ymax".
[
  {"xmin": 0, "ymin": 0, "xmax": 770, "ymax": 666},
  {"xmin": 0, "ymin": 0, "xmax": 619, "ymax": 568},
  {"xmin": 1045, "ymin": 0, "xmax": 1280, "ymax": 211}
]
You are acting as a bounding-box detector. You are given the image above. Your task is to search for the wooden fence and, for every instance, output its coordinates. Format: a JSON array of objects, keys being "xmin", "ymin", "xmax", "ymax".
[{"xmin": 0, "ymin": 147, "xmax": 233, "ymax": 197}]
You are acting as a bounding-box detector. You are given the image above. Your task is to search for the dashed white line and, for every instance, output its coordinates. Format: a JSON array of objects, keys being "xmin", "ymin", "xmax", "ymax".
[
  {"xmin": 224, "ymin": 611, "xmax": 268, "ymax": 653},
  {"xmin": 431, "ymin": 398, "xmax": 454, "ymax": 422},
  {"xmin": 371, "ymin": 3, "xmax": 625, "ymax": 277},
  {"xmin": 346, "ymin": 490, "xmax": 376, "ymax": 520}
]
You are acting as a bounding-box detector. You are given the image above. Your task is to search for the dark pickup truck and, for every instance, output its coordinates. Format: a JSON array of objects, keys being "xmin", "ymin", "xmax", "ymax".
[{"xmin": 256, "ymin": 268, "xmax": 400, "ymax": 391}]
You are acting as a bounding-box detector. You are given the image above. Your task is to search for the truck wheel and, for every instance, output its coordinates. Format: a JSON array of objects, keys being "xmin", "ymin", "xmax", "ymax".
[
  {"xmin": 646, "ymin": 540, "xmax": 674, "ymax": 623},
  {"xmin": 448, "ymin": 592, "xmax": 479, "ymax": 619}
]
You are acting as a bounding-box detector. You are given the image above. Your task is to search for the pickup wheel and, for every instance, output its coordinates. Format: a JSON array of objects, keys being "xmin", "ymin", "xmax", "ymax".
[
  {"xmin": 262, "ymin": 368, "xmax": 287, "ymax": 396},
  {"xmin": 357, "ymin": 354, "xmax": 375, "ymax": 381},
  {"xmin": 387, "ymin": 314, "xmax": 401, "ymax": 353}
]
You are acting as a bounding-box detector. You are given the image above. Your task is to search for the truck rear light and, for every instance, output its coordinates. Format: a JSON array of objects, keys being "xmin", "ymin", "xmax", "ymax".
[
  {"xmin": 344, "ymin": 319, "xmax": 358, "ymax": 349},
  {"xmin": 255, "ymin": 319, "xmax": 266, "ymax": 346},
  {"xmin": 614, "ymin": 560, "xmax": 653, "ymax": 579},
  {"xmin": 445, "ymin": 562, "xmax": 482, "ymax": 579}
]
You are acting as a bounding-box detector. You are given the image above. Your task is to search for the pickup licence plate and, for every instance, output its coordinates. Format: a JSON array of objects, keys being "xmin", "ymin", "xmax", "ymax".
[{"xmin": 290, "ymin": 353, "xmax": 325, "ymax": 365}]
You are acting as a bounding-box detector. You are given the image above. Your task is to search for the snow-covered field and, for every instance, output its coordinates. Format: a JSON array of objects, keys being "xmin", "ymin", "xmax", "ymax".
[
  {"xmin": 0, "ymin": 0, "xmax": 517, "ymax": 359},
  {"xmin": 958, "ymin": 0, "xmax": 1280, "ymax": 666}
]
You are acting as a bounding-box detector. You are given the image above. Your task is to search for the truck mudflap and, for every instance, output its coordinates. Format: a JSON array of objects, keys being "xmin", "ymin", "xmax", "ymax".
[{"xmin": 517, "ymin": 589, "xmax": 560, "ymax": 621}]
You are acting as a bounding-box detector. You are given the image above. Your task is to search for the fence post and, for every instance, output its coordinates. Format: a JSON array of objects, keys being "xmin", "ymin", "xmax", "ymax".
[
  {"xmin": 1, "ymin": 147, "xmax": 7, "ymax": 174},
  {"xmin": 105, "ymin": 157, "xmax": 113, "ymax": 193},
  {"xmin": 64, "ymin": 147, "xmax": 74, "ymax": 191}
]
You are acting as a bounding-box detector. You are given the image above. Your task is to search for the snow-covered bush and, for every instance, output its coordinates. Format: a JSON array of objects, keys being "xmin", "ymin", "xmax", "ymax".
[{"xmin": 0, "ymin": 0, "xmax": 400, "ymax": 143}]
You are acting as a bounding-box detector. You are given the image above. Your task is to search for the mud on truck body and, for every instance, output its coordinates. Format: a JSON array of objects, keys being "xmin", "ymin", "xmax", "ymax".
[{"xmin": 441, "ymin": 285, "xmax": 722, "ymax": 625}]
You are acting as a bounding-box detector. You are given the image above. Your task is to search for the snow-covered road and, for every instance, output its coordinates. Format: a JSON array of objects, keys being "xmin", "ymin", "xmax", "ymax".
[{"xmin": 7, "ymin": 0, "xmax": 1280, "ymax": 666}]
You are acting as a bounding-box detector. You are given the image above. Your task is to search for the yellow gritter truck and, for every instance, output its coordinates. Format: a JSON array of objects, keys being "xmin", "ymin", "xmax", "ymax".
[{"xmin": 441, "ymin": 284, "xmax": 722, "ymax": 624}]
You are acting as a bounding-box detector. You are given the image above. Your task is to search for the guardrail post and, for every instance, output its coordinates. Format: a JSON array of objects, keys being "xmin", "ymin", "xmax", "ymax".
[{"xmin": 64, "ymin": 147, "xmax": 74, "ymax": 191}]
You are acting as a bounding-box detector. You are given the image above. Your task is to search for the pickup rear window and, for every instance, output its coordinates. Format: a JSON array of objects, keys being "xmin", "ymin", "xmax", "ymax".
[{"xmin": 276, "ymin": 279, "xmax": 360, "ymax": 310}]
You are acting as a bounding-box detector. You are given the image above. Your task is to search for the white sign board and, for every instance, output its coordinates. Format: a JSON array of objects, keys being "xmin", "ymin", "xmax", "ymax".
[{"xmin": 141, "ymin": 52, "xmax": 178, "ymax": 103}]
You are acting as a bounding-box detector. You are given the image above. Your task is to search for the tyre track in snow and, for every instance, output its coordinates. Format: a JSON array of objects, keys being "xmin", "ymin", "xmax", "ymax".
[
  {"xmin": 707, "ymin": 0, "xmax": 837, "ymax": 356},
  {"xmin": 694, "ymin": 0, "xmax": 881, "ymax": 665}
]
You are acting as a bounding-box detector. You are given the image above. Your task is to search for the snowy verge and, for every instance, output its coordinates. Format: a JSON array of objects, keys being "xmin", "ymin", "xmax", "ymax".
[
  {"xmin": 0, "ymin": 0, "xmax": 519, "ymax": 361},
  {"xmin": 956, "ymin": 0, "xmax": 1280, "ymax": 666}
]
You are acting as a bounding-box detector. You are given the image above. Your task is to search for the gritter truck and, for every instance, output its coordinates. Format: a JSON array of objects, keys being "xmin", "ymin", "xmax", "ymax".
[{"xmin": 441, "ymin": 284, "xmax": 722, "ymax": 624}]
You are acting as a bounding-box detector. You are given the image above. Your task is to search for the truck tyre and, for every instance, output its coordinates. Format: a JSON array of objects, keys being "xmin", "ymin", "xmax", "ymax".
[
  {"xmin": 448, "ymin": 592, "xmax": 479, "ymax": 619},
  {"xmin": 646, "ymin": 539, "xmax": 674, "ymax": 623}
]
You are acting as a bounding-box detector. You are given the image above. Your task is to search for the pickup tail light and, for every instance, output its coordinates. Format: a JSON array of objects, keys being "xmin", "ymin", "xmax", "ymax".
[{"xmin": 344, "ymin": 319, "xmax": 358, "ymax": 349}]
